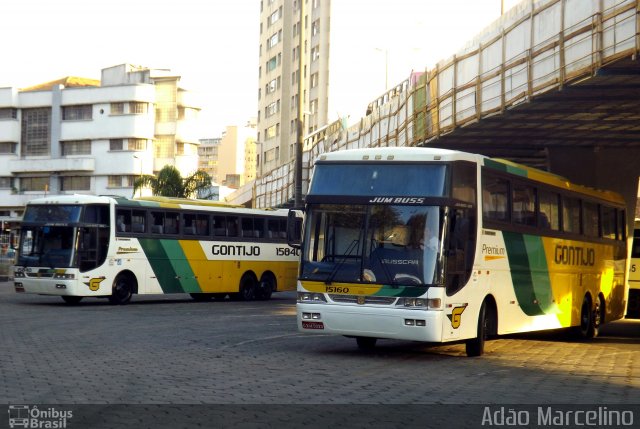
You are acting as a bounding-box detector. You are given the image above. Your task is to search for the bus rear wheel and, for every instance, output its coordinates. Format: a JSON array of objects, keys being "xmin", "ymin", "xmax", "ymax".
[
  {"xmin": 61, "ymin": 296, "xmax": 83, "ymax": 305},
  {"xmin": 578, "ymin": 295, "xmax": 602, "ymax": 339},
  {"xmin": 109, "ymin": 274, "xmax": 133, "ymax": 305},
  {"xmin": 256, "ymin": 275, "xmax": 275, "ymax": 300}
]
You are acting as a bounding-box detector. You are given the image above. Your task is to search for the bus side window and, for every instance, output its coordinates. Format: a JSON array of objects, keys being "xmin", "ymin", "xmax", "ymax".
[
  {"xmin": 446, "ymin": 209, "xmax": 475, "ymax": 295},
  {"xmin": 151, "ymin": 211, "xmax": 164, "ymax": 234},
  {"xmin": 115, "ymin": 209, "xmax": 131, "ymax": 233},
  {"xmin": 267, "ymin": 219, "xmax": 279, "ymax": 239},
  {"xmin": 213, "ymin": 216, "xmax": 226, "ymax": 236},
  {"xmin": 132, "ymin": 210, "xmax": 146, "ymax": 233},
  {"xmin": 227, "ymin": 217, "xmax": 238, "ymax": 237}
]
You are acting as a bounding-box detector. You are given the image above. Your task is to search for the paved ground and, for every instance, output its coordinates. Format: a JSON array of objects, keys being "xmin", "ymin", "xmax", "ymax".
[{"xmin": 0, "ymin": 281, "xmax": 638, "ymax": 428}]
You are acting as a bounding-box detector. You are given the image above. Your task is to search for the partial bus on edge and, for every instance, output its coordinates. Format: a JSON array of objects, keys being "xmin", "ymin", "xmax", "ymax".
[
  {"xmin": 14, "ymin": 195, "xmax": 299, "ymax": 304},
  {"xmin": 627, "ymin": 220, "xmax": 640, "ymax": 318},
  {"xmin": 290, "ymin": 147, "xmax": 628, "ymax": 356}
]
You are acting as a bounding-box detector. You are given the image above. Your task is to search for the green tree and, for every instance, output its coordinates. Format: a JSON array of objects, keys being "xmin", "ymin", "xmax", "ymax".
[{"xmin": 133, "ymin": 165, "xmax": 213, "ymax": 199}]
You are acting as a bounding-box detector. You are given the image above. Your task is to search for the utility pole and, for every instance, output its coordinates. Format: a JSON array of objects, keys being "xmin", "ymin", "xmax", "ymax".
[{"xmin": 294, "ymin": 0, "xmax": 306, "ymax": 207}]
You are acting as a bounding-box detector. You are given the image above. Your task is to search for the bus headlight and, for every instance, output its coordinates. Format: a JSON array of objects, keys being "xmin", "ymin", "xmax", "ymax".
[
  {"xmin": 297, "ymin": 292, "xmax": 327, "ymax": 303},
  {"xmin": 396, "ymin": 298, "xmax": 441, "ymax": 309}
]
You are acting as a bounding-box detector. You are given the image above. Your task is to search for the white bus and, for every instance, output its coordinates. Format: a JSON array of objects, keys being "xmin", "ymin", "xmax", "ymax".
[
  {"xmin": 290, "ymin": 147, "xmax": 628, "ymax": 356},
  {"xmin": 14, "ymin": 194, "xmax": 300, "ymax": 304}
]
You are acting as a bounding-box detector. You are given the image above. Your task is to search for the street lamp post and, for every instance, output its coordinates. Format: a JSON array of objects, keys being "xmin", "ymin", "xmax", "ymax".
[{"xmin": 133, "ymin": 155, "xmax": 142, "ymax": 197}]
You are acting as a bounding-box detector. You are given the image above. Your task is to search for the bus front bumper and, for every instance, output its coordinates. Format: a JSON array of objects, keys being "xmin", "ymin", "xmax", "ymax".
[{"xmin": 297, "ymin": 302, "xmax": 444, "ymax": 342}]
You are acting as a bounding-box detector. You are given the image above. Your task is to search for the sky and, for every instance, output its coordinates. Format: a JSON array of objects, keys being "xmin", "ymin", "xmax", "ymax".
[{"xmin": 0, "ymin": 0, "xmax": 520, "ymax": 136}]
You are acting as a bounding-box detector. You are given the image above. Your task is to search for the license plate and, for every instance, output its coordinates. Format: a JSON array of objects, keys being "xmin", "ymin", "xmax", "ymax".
[{"xmin": 302, "ymin": 321, "xmax": 325, "ymax": 330}]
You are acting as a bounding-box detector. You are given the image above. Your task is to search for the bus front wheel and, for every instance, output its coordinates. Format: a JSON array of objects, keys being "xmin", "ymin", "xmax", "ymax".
[
  {"xmin": 109, "ymin": 274, "xmax": 133, "ymax": 305},
  {"xmin": 466, "ymin": 301, "xmax": 493, "ymax": 357}
]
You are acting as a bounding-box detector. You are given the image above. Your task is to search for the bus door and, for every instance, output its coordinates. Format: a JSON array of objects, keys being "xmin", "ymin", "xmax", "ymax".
[{"xmin": 442, "ymin": 207, "xmax": 476, "ymax": 341}]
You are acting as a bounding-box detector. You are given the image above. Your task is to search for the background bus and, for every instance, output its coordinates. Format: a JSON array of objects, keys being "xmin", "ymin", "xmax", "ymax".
[
  {"xmin": 14, "ymin": 195, "xmax": 299, "ymax": 304},
  {"xmin": 291, "ymin": 147, "xmax": 628, "ymax": 356},
  {"xmin": 627, "ymin": 219, "xmax": 640, "ymax": 318}
]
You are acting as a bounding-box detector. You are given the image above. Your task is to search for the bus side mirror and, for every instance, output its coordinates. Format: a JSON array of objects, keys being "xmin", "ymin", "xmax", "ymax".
[{"xmin": 287, "ymin": 209, "xmax": 303, "ymax": 249}]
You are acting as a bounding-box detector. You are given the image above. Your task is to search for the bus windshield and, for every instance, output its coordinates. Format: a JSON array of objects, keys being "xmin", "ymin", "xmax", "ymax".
[
  {"xmin": 309, "ymin": 164, "xmax": 447, "ymax": 196},
  {"xmin": 301, "ymin": 204, "xmax": 444, "ymax": 286},
  {"xmin": 17, "ymin": 226, "xmax": 77, "ymax": 268}
]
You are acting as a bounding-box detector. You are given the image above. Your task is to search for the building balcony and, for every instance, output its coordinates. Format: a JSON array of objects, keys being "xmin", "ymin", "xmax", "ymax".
[{"xmin": 9, "ymin": 157, "xmax": 95, "ymax": 174}]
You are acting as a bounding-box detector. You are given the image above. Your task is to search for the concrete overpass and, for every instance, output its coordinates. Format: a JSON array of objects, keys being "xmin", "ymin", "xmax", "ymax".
[{"xmin": 250, "ymin": 0, "xmax": 640, "ymax": 222}]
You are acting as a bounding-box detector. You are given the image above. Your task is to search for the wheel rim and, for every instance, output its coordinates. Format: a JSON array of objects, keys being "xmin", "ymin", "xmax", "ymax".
[
  {"xmin": 240, "ymin": 276, "xmax": 256, "ymax": 300},
  {"xmin": 113, "ymin": 277, "xmax": 132, "ymax": 303}
]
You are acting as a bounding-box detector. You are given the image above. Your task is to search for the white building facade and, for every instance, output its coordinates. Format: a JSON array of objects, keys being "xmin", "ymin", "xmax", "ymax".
[{"xmin": 0, "ymin": 64, "xmax": 201, "ymax": 221}]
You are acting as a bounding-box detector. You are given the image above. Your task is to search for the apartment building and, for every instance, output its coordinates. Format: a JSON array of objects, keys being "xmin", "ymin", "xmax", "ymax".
[
  {"xmin": 0, "ymin": 64, "xmax": 201, "ymax": 221},
  {"xmin": 217, "ymin": 124, "xmax": 257, "ymax": 188},
  {"xmin": 257, "ymin": 0, "xmax": 331, "ymax": 175}
]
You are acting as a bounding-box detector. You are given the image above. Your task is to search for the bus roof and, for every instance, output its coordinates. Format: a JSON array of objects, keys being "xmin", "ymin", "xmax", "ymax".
[{"xmin": 24, "ymin": 194, "xmax": 289, "ymax": 217}]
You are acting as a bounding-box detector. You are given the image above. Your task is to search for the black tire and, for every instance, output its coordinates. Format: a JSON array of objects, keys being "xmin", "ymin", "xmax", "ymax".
[
  {"xmin": 61, "ymin": 296, "xmax": 83, "ymax": 305},
  {"xmin": 109, "ymin": 274, "xmax": 133, "ymax": 305},
  {"xmin": 190, "ymin": 293, "xmax": 213, "ymax": 302},
  {"xmin": 356, "ymin": 336, "xmax": 377, "ymax": 350},
  {"xmin": 256, "ymin": 275, "xmax": 275, "ymax": 301},
  {"xmin": 234, "ymin": 274, "xmax": 257, "ymax": 301},
  {"xmin": 579, "ymin": 295, "xmax": 601, "ymax": 339},
  {"xmin": 466, "ymin": 301, "xmax": 490, "ymax": 357}
]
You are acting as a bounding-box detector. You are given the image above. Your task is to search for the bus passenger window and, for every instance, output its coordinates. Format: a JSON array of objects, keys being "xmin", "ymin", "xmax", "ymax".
[
  {"xmin": 582, "ymin": 202, "xmax": 599, "ymax": 237},
  {"xmin": 538, "ymin": 190, "xmax": 560, "ymax": 230},
  {"xmin": 241, "ymin": 218, "xmax": 255, "ymax": 238},
  {"xmin": 601, "ymin": 206, "xmax": 617, "ymax": 239},
  {"xmin": 116, "ymin": 209, "xmax": 131, "ymax": 232},
  {"xmin": 132, "ymin": 210, "xmax": 146, "ymax": 233},
  {"xmin": 512, "ymin": 184, "xmax": 536, "ymax": 226},
  {"xmin": 183, "ymin": 214, "xmax": 196, "ymax": 235},
  {"xmin": 562, "ymin": 197, "xmax": 580, "ymax": 234},
  {"xmin": 482, "ymin": 175, "xmax": 509, "ymax": 222},
  {"xmin": 227, "ymin": 217, "xmax": 239, "ymax": 237},
  {"xmin": 195, "ymin": 215, "xmax": 209, "ymax": 235},
  {"xmin": 267, "ymin": 219, "xmax": 279, "ymax": 239},
  {"xmin": 165, "ymin": 212, "xmax": 179, "ymax": 234},
  {"xmin": 213, "ymin": 216, "xmax": 226, "ymax": 236},
  {"xmin": 151, "ymin": 211, "xmax": 164, "ymax": 234}
]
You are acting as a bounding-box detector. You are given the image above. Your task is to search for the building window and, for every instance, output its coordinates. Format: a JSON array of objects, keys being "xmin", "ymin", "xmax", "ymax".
[
  {"xmin": 111, "ymin": 103, "xmax": 125, "ymax": 115},
  {"xmin": 0, "ymin": 177, "xmax": 13, "ymax": 188},
  {"xmin": 265, "ymin": 124, "xmax": 279, "ymax": 139},
  {"xmin": 129, "ymin": 102, "xmax": 148, "ymax": 114},
  {"xmin": 266, "ymin": 101, "xmax": 279, "ymax": 117},
  {"xmin": 312, "ymin": 19, "xmax": 320, "ymax": 36},
  {"xmin": 266, "ymin": 78, "xmax": 278, "ymax": 94},
  {"xmin": 109, "ymin": 139, "xmax": 124, "ymax": 151},
  {"xmin": 21, "ymin": 108, "xmax": 51, "ymax": 156},
  {"xmin": 0, "ymin": 142, "xmax": 16, "ymax": 154},
  {"xmin": 60, "ymin": 176, "xmax": 90, "ymax": 191},
  {"xmin": 61, "ymin": 140, "xmax": 91, "ymax": 156},
  {"xmin": 108, "ymin": 175, "xmax": 136, "ymax": 188},
  {"xmin": 20, "ymin": 177, "xmax": 49, "ymax": 192},
  {"xmin": 128, "ymin": 138, "xmax": 146, "ymax": 151},
  {"xmin": 178, "ymin": 107, "xmax": 198, "ymax": 121},
  {"xmin": 311, "ymin": 46, "xmax": 320, "ymax": 62},
  {"xmin": 0, "ymin": 108, "xmax": 17, "ymax": 120},
  {"xmin": 154, "ymin": 135, "xmax": 175, "ymax": 158},
  {"xmin": 267, "ymin": 56, "xmax": 277, "ymax": 72},
  {"xmin": 62, "ymin": 105, "xmax": 92, "ymax": 121},
  {"xmin": 311, "ymin": 72, "xmax": 319, "ymax": 88}
]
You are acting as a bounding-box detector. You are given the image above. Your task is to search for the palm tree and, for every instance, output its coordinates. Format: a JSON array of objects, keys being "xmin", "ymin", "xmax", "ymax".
[{"xmin": 133, "ymin": 165, "xmax": 213, "ymax": 199}]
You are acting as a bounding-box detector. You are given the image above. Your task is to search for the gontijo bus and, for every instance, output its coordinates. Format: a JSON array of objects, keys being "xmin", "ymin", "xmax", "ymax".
[
  {"xmin": 289, "ymin": 147, "xmax": 628, "ymax": 356},
  {"xmin": 14, "ymin": 195, "xmax": 300, "ymax": 304}
]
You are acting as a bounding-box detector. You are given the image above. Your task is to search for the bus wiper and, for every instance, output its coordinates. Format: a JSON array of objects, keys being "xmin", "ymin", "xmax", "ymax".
[{"xmin": 325, "ymin": 239, "xmax": 359, "ymax": 285}]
